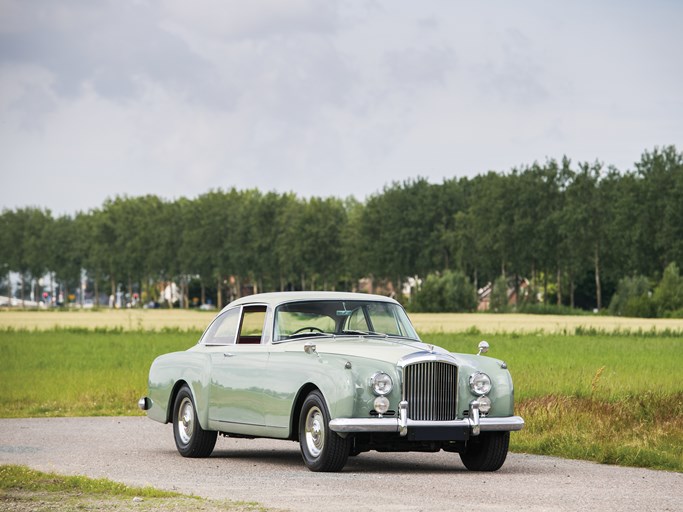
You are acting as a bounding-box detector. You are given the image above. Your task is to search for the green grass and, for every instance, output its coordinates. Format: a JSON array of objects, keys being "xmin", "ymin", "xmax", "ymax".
[
  {"xmin": 513, "ymin": 394, "xmax": 683, "ymax": 472},
  {"xmin": 1, "ymin": 327, "xmax": 682, "ymax": 472},
  {"xmin": 0, "ymin": 464, "xmax": 180, "ymax": 497},
  {"xmin": 0, "ymin": 328, "xmax": 201, "ymax": 416},
  {"xmin": 422, "ymin": 331, "xmax": 683, "ymax": 471},
  {"xmin": 421, "ymin": 331, "xmax": 683, "ymax": 400},
  {"xmin": 0, "ymin": 464, "xmax": 267, "ymax": 511}
]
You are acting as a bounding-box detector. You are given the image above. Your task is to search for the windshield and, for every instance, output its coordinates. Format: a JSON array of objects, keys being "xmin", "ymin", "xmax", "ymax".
[{"xmin": 273, "ymin": 300, "xmax": 420, "ymax": 342}]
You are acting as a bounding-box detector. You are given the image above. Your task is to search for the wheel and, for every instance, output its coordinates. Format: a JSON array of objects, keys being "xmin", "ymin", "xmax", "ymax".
[
  {"xmin": 172, "ymin": 385, "xmax": 217, "ymax": 458},
  {"xmin": 298, "ymin": 390, "xmax": 351, "ymax": 472},
  {"xmin": 459, "ymin": 431, "xmax": 509, "ymax": 471}
]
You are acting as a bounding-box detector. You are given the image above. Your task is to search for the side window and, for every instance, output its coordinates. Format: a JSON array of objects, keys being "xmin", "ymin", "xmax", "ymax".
[
  {"xmin": 203, "ymin": 308, "xmax": 240, "ymax": 345},
  {"xmin": 238, "ymin": 305, "xmax": 267, "ymax": 344}
]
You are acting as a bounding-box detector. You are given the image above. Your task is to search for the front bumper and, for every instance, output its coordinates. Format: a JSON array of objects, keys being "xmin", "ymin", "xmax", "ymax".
[{"xmin": 329, "ymin": 400, "xmax": 524, "ymax": 437}]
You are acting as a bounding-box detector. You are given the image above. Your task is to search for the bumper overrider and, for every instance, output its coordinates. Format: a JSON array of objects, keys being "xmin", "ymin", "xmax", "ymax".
[{"xmin": 329, "ymin": 400, "xmax": 524, "ymax": 437}]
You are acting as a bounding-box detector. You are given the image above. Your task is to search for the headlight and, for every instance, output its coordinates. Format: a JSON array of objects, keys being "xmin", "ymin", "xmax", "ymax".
[
  {"xmin": 469, "ymin": 372, "xmax": 492, "ymax": 396},
  {"xmin": 370, "ymin": 372, "xmax": 393, "ymax": 396}
]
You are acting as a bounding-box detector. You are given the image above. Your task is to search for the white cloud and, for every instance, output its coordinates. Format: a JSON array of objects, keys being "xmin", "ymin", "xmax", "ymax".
[{"xmin": 0, "ymin": 0, "xmax": 682, "ymax": 214}]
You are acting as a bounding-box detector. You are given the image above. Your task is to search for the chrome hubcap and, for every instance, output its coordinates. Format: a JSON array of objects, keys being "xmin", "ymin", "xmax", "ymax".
[
  {"xmin": 304, "ymin": 406, "xmax": 325, "ymax": 457},
  {"xmin": 177, "ymin": 397, "xmax": 194, "ymax": 445}
]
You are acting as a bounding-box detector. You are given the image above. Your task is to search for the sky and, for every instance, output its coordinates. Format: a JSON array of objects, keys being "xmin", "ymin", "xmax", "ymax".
[{"xmin": 0, "ymin": 0, "xmax": 681, "ymax": 215}]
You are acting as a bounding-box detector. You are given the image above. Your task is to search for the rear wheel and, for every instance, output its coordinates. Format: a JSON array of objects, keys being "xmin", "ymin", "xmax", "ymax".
[
  {"xmin": 459, "ymin": 431, "xmax": 509, "ymax": 471},
  {"xmin": 172, "ymin": 385, "xmax": 217, "ymax": 458},
  {"xmin": 298, "ymin": 390, "xmax": 351, "ymax": 472}
]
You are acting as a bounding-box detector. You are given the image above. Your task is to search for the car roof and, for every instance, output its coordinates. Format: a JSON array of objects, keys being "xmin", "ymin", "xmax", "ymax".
[{"xmin": 223, "ymin": 291, "xmax": 399, "ymax": 310}]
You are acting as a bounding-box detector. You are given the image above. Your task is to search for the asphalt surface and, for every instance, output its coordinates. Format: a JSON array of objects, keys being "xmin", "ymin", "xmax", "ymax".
[{"xmin": 0, "ymin": 417, "xmax": 681, "ymax": 511}]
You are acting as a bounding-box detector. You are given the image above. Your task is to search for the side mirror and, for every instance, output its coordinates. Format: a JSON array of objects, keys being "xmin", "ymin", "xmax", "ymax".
[{"xmin": 477, "ymin": 340, "xmax": 489, "ymax": 356}]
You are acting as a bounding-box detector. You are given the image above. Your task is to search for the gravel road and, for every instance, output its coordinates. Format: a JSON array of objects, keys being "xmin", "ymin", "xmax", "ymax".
[{"xmin": 0, "ymin": 417, "xmax": 680, "ymax": 511}]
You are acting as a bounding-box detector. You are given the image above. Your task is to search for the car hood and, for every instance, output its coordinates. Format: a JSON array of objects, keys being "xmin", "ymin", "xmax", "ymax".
[
  {"xmin": 283, "ymin": 336, "xmax": 451, "ymax": 364},
  {"xmin": 282, "ymin": 335, "xmax": 504, "ymax": 371}
]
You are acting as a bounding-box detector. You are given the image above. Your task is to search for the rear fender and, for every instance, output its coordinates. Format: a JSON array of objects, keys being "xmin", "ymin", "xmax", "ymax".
[{"xmin": 147, "ymin": 351, "xmax": 213, "ymax": 429}]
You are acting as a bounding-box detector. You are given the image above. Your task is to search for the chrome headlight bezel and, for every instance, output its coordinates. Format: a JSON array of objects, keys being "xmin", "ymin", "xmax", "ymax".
[
  {"xmin": 469, "ymin": 371, "xmax": 492, "ymax": 396},
  {"xmin": 370, "ymin": 372, "xmax": 393, "ymax": 396}
]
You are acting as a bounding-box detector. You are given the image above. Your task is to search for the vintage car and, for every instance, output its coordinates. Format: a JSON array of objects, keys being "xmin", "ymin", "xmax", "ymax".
[{"xmin": 139, "ymin": 291, "xmax": 524, "ymax": 472}]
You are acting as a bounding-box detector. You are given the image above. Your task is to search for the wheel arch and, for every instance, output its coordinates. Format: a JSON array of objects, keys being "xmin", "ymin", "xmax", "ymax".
[
  {"xmin": 166, "ymin": 380, "xmax": 190, "ymax": 423},
  {"xmin": 289, "ymin": 383, "xmax": 321, "ymax": 441}
]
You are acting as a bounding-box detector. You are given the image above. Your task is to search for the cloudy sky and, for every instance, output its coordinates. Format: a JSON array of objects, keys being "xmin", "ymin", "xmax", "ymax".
[{"xmin": 1, "ymin": 0, "xmax": 681, "ymax": 215}]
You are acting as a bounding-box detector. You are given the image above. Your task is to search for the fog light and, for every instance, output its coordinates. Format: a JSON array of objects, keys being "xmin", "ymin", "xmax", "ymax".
[
  {"xmin": 373, "ymin": 396, "xmax": 390, "ymax": 415},
  {"xmin": 476, "ymin": 396, "xmax": 492, "ymax": 415}
]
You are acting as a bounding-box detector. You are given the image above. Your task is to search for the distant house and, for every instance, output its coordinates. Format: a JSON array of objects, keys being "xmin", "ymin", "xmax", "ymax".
[{"xmin": 477, "ymin": 277, "xmax": 530, "ymax": 311}]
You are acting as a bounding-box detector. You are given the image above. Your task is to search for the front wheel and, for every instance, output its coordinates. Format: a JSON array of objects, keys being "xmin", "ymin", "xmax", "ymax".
[
  {"xmin": 459, "ymin": 431, "xmax": 509, "ymax": 471},
  {"xmin": 298, "ymin": 390, "xmax": 351, "ymax": 472},
  {"xmin": 172, "ymin": 385, "xmax": 217, "ymax": 458}
]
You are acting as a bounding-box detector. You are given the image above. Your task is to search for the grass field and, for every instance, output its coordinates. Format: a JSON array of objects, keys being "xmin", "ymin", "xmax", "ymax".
[
  {"xmin": 1, "ymin": 310, "xmax": 681, "ymax": 472},
  {"xmin": 2, "ymin": 308, "xmax": 683, "ymax": 333},
  {"xmin": 422, "ymin": 332, "xmax": 683, "ymax": 471},
  {"xmin": 0, "ymin": 465, "xmax": 265, "ymax": 511}
]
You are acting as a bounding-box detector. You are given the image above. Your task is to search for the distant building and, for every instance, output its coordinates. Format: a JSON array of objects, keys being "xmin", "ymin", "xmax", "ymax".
[{"xmin": 477, "ymin": 277, "xmax": 529, "ymax": 311}]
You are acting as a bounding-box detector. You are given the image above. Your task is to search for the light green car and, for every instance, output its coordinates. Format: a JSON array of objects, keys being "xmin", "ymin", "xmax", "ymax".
[{"xmin": 139, "ymin": 291, "xmax": 524, "ymax": 472}]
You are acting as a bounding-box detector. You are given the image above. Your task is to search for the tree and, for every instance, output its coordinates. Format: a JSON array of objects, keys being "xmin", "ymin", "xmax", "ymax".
[
  {"xmin": 3, "ymin": 208, "xmax": 52, "ymax": 305},
  {"xmin": 489, "ymin": 275, "xmax": 510, "ymax": 312},
  {"xmin": 608, "ymin": 275, "xmax": 654, "ymax": 317},
  {"xmin": 48, "ymin": 215, "xmax": 84, "ymax": 304},
  {"xmin": 634, "ymin": 146, "xmax": 683, "ymax": 274},
  {"xmin": 413, "ymin": 270, "xmax": 476, "ymax": 312},
  {"xmin": 653, "ymin": 263, "xmax": 683, "ymax": 316},
  {"xmin": 560, "ymin": 161, "xmax": 606, "ymax": 309},
  {"xmin": 0, "ymin": 210, "xmax": 17, "ymax": 298}
]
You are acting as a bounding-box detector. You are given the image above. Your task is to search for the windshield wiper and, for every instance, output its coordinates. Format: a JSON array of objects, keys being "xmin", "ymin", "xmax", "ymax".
[
  {"xmin": 287, "ymin": 331, "xmax": 334, "ymax": 339},
  {"xmin": 340, "ymin": 329, "xmax": 388, "ymax": 338}
]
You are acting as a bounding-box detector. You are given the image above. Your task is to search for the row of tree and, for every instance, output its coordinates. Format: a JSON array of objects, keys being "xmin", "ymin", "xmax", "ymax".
[{"xmin": 1, "ymin": 145, "xmax": 682, "ymax": 314}]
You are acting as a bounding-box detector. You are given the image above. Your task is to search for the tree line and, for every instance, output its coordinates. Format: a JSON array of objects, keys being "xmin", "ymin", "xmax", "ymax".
[{"xmin": 1, "ymin": 145, "xmax": 682, "ymax": 315}]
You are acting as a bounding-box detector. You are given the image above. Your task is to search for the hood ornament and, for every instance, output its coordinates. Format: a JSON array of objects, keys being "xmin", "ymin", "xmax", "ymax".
[{"xmin": 428, "ymin": 344, "xmax": 434, "ymax": 353}]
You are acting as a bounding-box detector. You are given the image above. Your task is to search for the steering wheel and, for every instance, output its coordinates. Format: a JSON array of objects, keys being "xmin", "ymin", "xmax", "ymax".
[{"xmin": 292, "ymin": 326, "xmax": 324, "ymax": 335}]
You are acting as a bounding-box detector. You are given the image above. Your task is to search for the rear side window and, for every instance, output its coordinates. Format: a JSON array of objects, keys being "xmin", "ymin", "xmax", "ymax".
[{"xmin": 202, "ymin": 308, "xmax": 240, "ymax": 345}]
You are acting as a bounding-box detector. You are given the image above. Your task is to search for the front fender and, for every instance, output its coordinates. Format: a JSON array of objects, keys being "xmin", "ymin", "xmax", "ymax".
[
  {"xmin": 452, "ymin": 353, "xmax": 515, "ymax": 417},
  {"xmin": 317, "ymin": 355, "xmax": 402, "ymax": 420}
]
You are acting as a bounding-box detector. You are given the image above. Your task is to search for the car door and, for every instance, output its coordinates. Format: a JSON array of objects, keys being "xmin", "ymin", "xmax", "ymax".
[{"xmin": 208, "ymin": 305, "xmax": 269, "ymax": 434}]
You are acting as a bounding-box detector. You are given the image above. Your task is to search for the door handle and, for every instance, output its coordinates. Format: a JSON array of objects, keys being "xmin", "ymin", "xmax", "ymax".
[{"xmin": 223, "ymin": 352, "xmax": 234, "ymax": 358}]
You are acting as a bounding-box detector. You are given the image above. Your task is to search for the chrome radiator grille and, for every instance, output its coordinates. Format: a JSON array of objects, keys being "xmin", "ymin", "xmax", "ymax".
[{"xmin": 403, "ymin": 361, "xmax": 458, "ymax": 421}]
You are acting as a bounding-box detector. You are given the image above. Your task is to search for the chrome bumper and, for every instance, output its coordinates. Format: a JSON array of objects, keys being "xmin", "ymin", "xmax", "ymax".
[{"xmin": 329, "ymin": 401, "xmax": 525, "ymax": 437}]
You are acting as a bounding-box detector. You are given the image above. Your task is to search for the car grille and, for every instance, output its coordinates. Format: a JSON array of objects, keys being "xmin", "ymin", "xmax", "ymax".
[{"xmin": 403, "ymin": 361, "xmax": 458, "ymax": 421}]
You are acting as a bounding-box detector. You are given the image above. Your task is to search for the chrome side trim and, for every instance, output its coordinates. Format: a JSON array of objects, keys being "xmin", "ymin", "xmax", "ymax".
[{"xmin": 329, "ymin": 415, "xmax": 525, "ymax": 434}]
